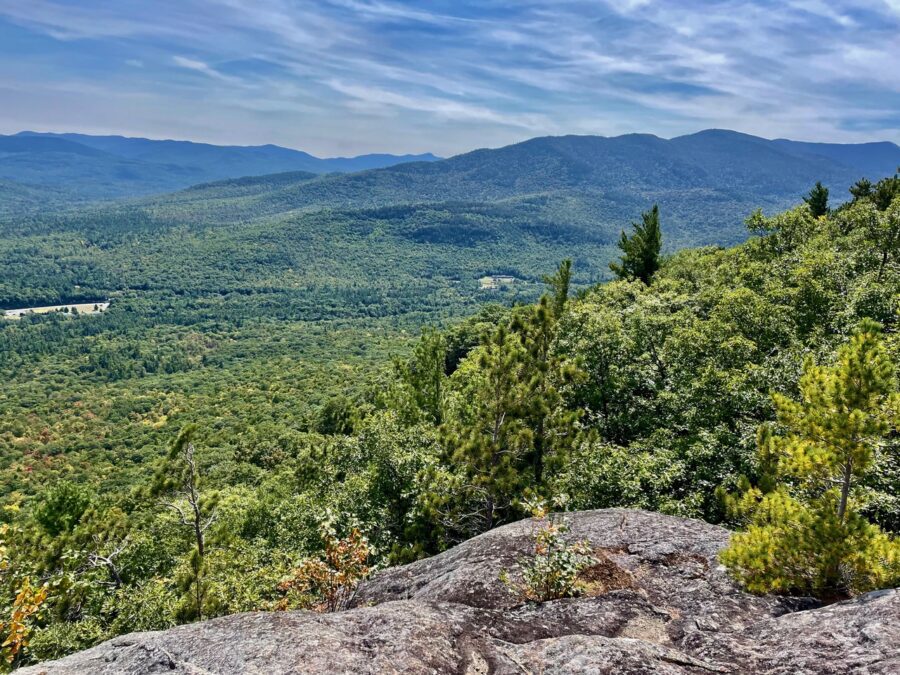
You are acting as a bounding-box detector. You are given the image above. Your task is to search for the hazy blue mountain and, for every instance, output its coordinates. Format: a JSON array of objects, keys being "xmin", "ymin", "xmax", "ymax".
[
  {"xmin": 772, "ymin": 137, "xmax": 900, "ymax": 179},
  {"xmin": 0, "ymin": 135, "xmax": 213, "ymax": 199},
  {"xmin": 0, "ymin": 132, "xmax": 440, "ymax": 200},
  {"xmin": 0, "ymin": 135, "xmax": 110, "ymax": 157},
  {"xmin": 15, "ymin": 132, "xmax": 441, "ymax": 173},
  {"xmin": 157, "ymin": 129, "xmax": 894, "ymax": 248},
  {"xmin": 243, "ymin": 130, "xmax": 899, "ymax": 211},
  {"xmin": 4, "ymin": 129, "xmax": 897, "ymax": 250}
]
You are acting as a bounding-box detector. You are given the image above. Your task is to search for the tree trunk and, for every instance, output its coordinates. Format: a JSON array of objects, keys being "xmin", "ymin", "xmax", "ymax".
[
  {"xmin": 533, "ymin": 412, "xmax": 545, "ymax": 485},
  {"xmin": 838, "ymin": 461, "xmax": 852, "ymax": 523},
  {"xmin": 106, "ymin": 561, "xmax": 123, "ymax": 588},
  {"xmin": 194, "ymin": 515, "xmax": 205, "ymax": 557},
  {"xmin": 485, "ymin": 495, "xmax": 494, "ymax": 531},
  {"xmin": 878, "ymin": 248, "xmax": 888, "ymax": 281}
]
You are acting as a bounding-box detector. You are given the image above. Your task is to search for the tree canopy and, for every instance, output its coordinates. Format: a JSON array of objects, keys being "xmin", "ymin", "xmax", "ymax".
[{"xmin": 1, "ymin": 183, "xmax": 898, "ymax": 664}]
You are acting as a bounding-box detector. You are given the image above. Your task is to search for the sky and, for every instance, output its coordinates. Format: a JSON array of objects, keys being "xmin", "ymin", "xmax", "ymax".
[{"xmin": 0, "ymin": 1, "xmax": 898, "ymax": 157}]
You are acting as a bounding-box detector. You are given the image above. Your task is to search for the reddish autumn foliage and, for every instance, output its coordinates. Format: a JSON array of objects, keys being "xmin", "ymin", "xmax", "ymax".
[{"xmin": 277, "ymin": 528, "xmax": 371, "ymax": 613}]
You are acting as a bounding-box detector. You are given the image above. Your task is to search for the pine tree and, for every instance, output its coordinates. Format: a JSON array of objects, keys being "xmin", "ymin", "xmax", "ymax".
[
  {"xmin": 439, "ymin": 326, "xmax": 533, "ymax": 533},
  {"xmin": 609, "ymin": 205, "xmax": 662, "ymax": 284},
  {"xmin": 873, "ymin": 171, "xmax": 900, "ymax": 211},
  {"xmin": 152, "ymin": 426, "xmax": 219, "ymax": 621},
  {"xmin": 513, "ymin": 265, "xmax": 580, "ymax": 485},
  {"xmin": 393, "ymin": 326, "xmax": 447, "ymax": 425},
  {"xmin": 721, "ymin": 321, "xmax": 900, "ymax": 597},
  {"xmin": 804, "ymin": 181, "xmax": 829, "ymax": 217},
  {"xmin": 849, "ymin": 177, "xmax": 873, "ymax": 201},
  {"xmin": 515, "ymin": 299, "xmax": 558, "ymax": 486},
  {"xmin": 542, "ymin": 258, "xmax": 572, "ymax": 319}
]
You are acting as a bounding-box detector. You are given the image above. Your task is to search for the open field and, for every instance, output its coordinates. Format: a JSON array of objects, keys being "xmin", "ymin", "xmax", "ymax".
[{"xmin": 2, "ymin": 301, "xmax": 109, "ymax": 319}]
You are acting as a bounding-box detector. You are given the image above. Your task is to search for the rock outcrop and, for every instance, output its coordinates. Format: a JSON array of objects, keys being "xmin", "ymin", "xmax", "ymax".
[{"xmin": 21, "ymin": 509, "xmax": 899, "ymax": 674}]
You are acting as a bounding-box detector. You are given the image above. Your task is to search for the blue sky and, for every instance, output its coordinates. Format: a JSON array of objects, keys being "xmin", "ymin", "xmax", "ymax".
[{"xmin": 0, "ymin": 1, "xmax": 898, "ymax": 156}]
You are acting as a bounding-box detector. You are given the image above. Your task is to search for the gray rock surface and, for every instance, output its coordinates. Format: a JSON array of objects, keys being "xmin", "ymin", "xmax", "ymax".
[{"xmin": 20, "ymin": 509, "xmax": 899, "ymax": 674}]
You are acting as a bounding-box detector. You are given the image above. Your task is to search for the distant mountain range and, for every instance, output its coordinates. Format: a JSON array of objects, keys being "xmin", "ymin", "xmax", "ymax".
[
  {"xmin": 3, "ymin": 128, "xmax": 900, "ymax": 319},
  {"xmin": 0, "ymin": 131, "xmax": 441, "ymax": 200},
  {"xmin": 224, "ymin": 129, "xmax": 899, "ymax": 209},
  {"xmin": 2, "ymin": 129, "xmax": 898, "ymax": 249},
  {"xmin": 119, "ymin": 129, "xmax": 897, "ymax": 250}
]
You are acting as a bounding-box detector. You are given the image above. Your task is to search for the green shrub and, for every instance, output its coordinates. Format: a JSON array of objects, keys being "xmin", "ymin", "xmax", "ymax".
[
  {"xmin": 28, "ymin": 619, "xmax": 106, "ymax": 665},
  {"xmin": 500, "ymin": 500, "xmax": 596, "ymax": 602}
]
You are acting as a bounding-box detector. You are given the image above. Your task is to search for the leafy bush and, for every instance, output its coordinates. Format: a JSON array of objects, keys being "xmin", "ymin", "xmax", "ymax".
[
  {"xmin": 500, "ymin": 500, "xmax": 596, "ymax": 602},
  {"xmin": 0, "ymin": 578, "xmax": 47, "ymax": 671},
  {"xmin": 275, "ymin": 523, "xmax": 371, "ymax": 612},
  {"xmin": 33, "ymin": 483, "xmax": 92, "ymax": 537},
  {"xmin": 26, "ymin": 618, "xmax": 106, "ymax": 665}
]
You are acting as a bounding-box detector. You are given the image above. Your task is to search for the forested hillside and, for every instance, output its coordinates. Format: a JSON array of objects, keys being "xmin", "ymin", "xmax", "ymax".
[
  {"xmin": 137, "ymin": 130, "xmax": 900, "ymax": 249},
  {"xmin": 2, "ymin": 130, "xmax": 898, "ymax": 239},
  {"xmin": 0, "ymin": 132, "xmax": 440, "ymax": 201},
  {"xmin": 1, "ymin": 173, "xmax": 897, "ymax": 665}
]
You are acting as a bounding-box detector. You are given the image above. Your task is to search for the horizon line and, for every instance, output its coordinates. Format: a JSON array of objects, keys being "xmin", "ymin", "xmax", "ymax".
[{"xmin": 5, "ymin": 127, "xmax": 899, "ymax": 161}]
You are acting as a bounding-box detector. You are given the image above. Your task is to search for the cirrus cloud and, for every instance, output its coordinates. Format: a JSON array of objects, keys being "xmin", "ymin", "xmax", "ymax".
[{"xmin": 0, "ymin": 0, "xmax": 896, "ymax": 155}]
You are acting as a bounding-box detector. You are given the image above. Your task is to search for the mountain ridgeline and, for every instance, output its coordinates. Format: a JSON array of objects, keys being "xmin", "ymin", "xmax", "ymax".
[
  {"xmin": 5, "ymin": 130, "xmax": 898, "ymax": 256},
  {"xmin": 238, "ymin": 130, "xmax": 898, "ymax": 234},
  {"xmin": 1, "ymin": 130, "xmax": 897, "ymax": 219},
  {"xmin": 0, "ymin": 131, "xmax": 441, "ymax": 202}
]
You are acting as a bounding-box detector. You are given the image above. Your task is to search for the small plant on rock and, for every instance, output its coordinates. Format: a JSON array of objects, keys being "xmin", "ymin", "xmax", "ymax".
[
  {"xmin": 1, "ymin": 524, "xmax": 48, "ymax": 672},
  {"xmin": 500, "ymin": 498, "xmax": 596, "ymax": 602},
  {"xmin": 276, "ymin": 522, "xmax": 371, "ymax": 613}
]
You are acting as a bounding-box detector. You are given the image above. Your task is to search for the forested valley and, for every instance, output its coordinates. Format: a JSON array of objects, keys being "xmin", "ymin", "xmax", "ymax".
[{"xmin": 0, "ymin": 167, "xmax": 898, "ymax": 667}]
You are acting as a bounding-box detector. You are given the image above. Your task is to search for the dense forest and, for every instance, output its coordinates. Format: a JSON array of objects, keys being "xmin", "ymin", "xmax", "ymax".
[{"xmin": 0, "ymin": 172, "xmax": 898, "ymax": 667}]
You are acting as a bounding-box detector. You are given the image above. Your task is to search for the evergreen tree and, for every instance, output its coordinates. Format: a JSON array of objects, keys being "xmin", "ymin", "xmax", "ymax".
[
  {"xmin": 849, "ymin": 177, "xmax": 873, "ymax": 201},
  {"xmin": 542, "ymin": 259, "xmax": 572, "ymax": 319},
  {"xmin": 721, "ymin": 321, "xmax": 900, "ymax": 596},
  {"xmin": 804, "ymin": 181, "xmax": 829, "ymax": 217},
  {"xmin": 609, "ymin": 205, "xmax": 662, "ymax": 284},
  {"xmin": 514, "ymin": 299, "xmax": 558, "ymax": 486},
  {"xmin": 152, "ymin": 427, "xmax": 219, "ymax": 621},
  {"xmin": 33, "ymin": 482, "xmax": 91, "ymax": 537},
  {"xmin": 513, "ymin": 277, "xmax": 580, "ymax": 486},
  {"xmin": 393, "ymin": 327, "xmax": 447, "ymax": 425},
  {"xmin": 315, "ymin": 396, "xmax": 355, "ymax": 435},
  {"xmin": 439, "ymin": 326, "xmax": 533, "ymax": 533},
  {"xmin": 873, "ymin": 171, "xmax": 900, "ymax": 211}
]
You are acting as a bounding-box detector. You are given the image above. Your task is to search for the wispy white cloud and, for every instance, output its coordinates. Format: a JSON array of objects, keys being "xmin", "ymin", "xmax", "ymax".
[
  {"xmin": 0, "ymin": 0, "xmax": 897, "ymax": 155},
  {"xmin": 172, "ymin": 56, "xmax": 238, "ymax": 84},
  {"xmin": 325, "ymin": 79, "xmax": 550, "ymax": 130}
]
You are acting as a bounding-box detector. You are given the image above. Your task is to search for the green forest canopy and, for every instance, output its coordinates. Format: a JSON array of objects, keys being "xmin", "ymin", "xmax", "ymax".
[{"xmin": 0, "ymin": 175, "xmax": 898, "ymax": 665}]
